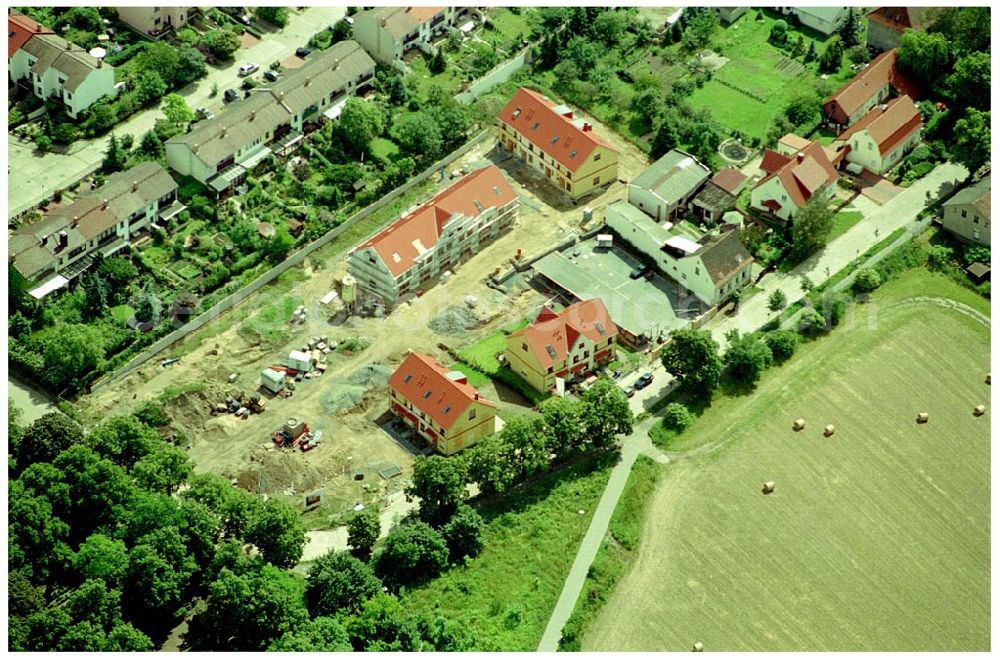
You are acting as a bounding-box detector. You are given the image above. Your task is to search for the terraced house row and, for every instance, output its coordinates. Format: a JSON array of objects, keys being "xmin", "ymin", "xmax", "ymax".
[{"xmin": 165, "ymin": 40, "xmax": 376, "ymax": 195}]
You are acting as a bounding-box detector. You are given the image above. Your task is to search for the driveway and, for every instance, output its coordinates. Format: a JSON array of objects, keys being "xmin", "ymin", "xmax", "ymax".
[
  {"xmin": 706, "ymin": 161, "xmax": 968, "ymax": 345},
  {"xmin": 8, "ymin": 6, "xmax": 346, "ymax": 218}
]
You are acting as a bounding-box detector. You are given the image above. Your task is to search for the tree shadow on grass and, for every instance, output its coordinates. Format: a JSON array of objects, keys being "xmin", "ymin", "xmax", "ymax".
[{"xmin": 472, "ymin": 451, "xmax": 620, "ymax": 525}]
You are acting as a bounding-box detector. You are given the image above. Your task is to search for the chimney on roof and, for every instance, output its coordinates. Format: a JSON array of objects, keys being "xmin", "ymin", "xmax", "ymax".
[
  {"xmin": 97, "ymin": 57, "xmax": 102, "ymax": 68},
  {"xmin": 71, "ymin": 215, "xmax": 79, "ymax": 228},
  {"xmin": 58, "ymin": 230, "xmax": 68, "ymax": 248},
  {"xmin": 132, "ymin": 181, "xmax": 138, "ymax": 192},
  {"xmin": 796, "ymin": 153, "xmax": 805, "ymax": 163},
  {"xmin": 101, "ymin": 198, "xmax": 109, "ymax": 209},
  {"xmin": 305, "ymin": 77, "xmax": 311, "ymax": 87},
  {"xmin": 582, "ymin": 122, "xmax": 592, "ymax": 132},
  {"xmin": 66, "ymin": 40, "xmax": 72, "ymax": 50},
  {"xmin": 40, "ymin": 234, "xmax": 48, "ymax": 246},
  {"xmin": 250, "ymin": 110, "xmax": 256, "ymax": 121},
  {"xmin": 562, "ymin": 110, "xmax": 573, "ymax": 119},
  {"xmin": 380, "ymin": 17, "xmax": 388, "ymax": 27},
  {"xmin": 474, "ymin": 393, "xmax": 479, "ymax": 400},
  {"xmin": 35, "ymin": 24, "xmax": 41, "ymax": 32}
]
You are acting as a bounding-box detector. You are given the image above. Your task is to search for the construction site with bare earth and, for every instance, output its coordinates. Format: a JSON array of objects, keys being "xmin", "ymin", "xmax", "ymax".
[{"xmin": 79, "ymin": 116, "xmax": 653, "ymax": 529}]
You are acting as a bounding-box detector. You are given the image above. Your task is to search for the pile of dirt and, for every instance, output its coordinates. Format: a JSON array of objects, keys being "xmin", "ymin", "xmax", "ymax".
[
  {"xmin": 428, "ymin": 306, "xmax": 481, "ymax": 335},
  {"xmin": 235, "ymin": 449, "xmax": 328, "ymax": 496},
  {"xmin": 324, "ymin": 364, "xmax": 392, "ymax": 413}
]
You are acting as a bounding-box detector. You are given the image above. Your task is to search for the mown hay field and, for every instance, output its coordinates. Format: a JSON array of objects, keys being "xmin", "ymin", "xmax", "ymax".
[{"xmin": 585, "ymin": 270, "xmax": 990, "ymax": 651}]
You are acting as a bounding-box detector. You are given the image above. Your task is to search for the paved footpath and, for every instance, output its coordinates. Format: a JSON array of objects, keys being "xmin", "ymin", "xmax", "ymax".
[
  {"xmin": 8, "ymin": 6, "xmax": 345, "ymax": 217},
  {"xmin": 537, "ymin": 414, "xmax": 668, "ymax": 651}
]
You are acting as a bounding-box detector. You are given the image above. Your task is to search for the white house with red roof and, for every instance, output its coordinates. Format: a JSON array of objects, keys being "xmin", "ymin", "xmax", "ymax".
[
  {"xmin": 836, "ymin": 95, "xmax": 923, "ymax": 175},
  {"xmin": 505, "ymin": 299, "xmax": 618, "ymax": 394},
  {"xmin": 822, "ymin": 49, "xmax": 920, "ymax": 129},
  {"xmin": 388, "ymin": 351, "xmax": 497, "ymax": 455},
  {"xmin": 498, "ymin": 87, "xmax": 620, "ymax": 199},
  {"xmin": 750, "ymin": 141, "xmax": 839, "ymax": 221},
  {"xmin": 348, "ymin": 165, "xmax": 518, "ymax": 307}
]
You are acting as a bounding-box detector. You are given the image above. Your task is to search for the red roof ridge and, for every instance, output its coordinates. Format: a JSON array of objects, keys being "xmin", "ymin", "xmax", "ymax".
[
  {"xmin": 388, "ymin": 352, "xmax": 496, "ymax": 430},
  {"xmin": 509, "ymin": 299, "xmax": 618, "ymax": 369}
]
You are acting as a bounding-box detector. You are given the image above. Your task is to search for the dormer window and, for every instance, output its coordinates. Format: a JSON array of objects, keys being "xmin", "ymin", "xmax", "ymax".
[{"xmin": 512, "ymin": 108, "xmax": 521, "ymax": 118}]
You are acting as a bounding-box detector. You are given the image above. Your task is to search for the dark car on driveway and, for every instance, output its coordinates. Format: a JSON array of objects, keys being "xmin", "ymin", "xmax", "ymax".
[
  {"xmin": 223, "ymin": 88, "xmax": 239, "ymax": 103},
  {"xmin": 295, "ymin": 47, "xmax": 312, "ymax": 58},
  {"xmin": 634, "ymin": 372, "xmax": 654, "ymax": 390},
  {"xmin": 264, "ymin": 69, "xmax": 279, "ymax": 82}
]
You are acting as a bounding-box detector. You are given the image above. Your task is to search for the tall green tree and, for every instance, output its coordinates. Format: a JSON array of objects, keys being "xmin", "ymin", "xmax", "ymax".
[
  {"xmin": 131, "ymin": 443, "xmax": 194, "ymax": 495},
  {"xmin": 391, "ymin": 112, "xmax": 443, "ymax": 159},
  {"xmin": 306, "ymin": 550, "xmax": 383, "ymax": 617},
  {"xmin": 723, "ymin": 331, "xmax": 773, "ymax": 386},
  {"xmin": 818, "ymin": 35, "xmax": 844, "ymax": 73},
  {"xmin": 73, "ymin": 533, "xmax": 129, "ymax": 586},
  {"xmin": 768, "ymin": 289, "xmax": 788, "ymax": 315},
  {"xmin": 951, "ymin": 109, "xmax": 990, "ymax": 174},
  {"xmin": 162, "ymin": 93, "xmax": 195, "ymax": 127},
  {"xmin": 86, "ymin": 415, "xmax": 159, "ymax": 470},
  {"xmin": 540, "ymin": 396, "xmax": 585, "ymax": 460},
  {"xmin": 201, "ymin": 29, "xmax": 241, "ymax": 59},
  {"xmin": 339, "ymin": 97, "xmax": 384, "ymax": 153},
  {"xmin": 897, "ymin": 30, "xmax": 951, "ymax": 91},
  {"xmin": 838, "ymin": 8, "xmax": 861, "ymax": 47},
  {"xmin": 347, "ymin": 508, "xmax": 380, "ymax": 559},
  {"xmin": 441, "ymin": 503, "xmax": 485, "ymax": 564},
  {"xmin": 268, "ymin": 617, "xmax": 352, "ymax": 651},
  {"xmin": 947, "ymin": 52, "xmax": 991, "ymax": 111},
  {"xmin": 374, "ymin": 522, "xmax": 449, "ymax": 591},
  {"xmin": 407, "ymin": 455, "xmax": 468, "ymax": 526},
  {"xmin": 346, "ymin": 593, "xmax": 423, "ymax": 652},
  {"xmin": 14, "ymin": 412, "xmax": 84, "ymax": 470},
  {"xmin": 789, "ymin": 195, "xmax": 835, "ymax": 260},
  {"xmin": 661, "ymin": 329, "xmax": 722, "ymax": 396},
  {"xmin": 255, "ymin": 7, "xmax": 289, "ymax": 27},
  {"xmin": 581, "ymin": 378, "xmax": 634, "ymax": 448},
  {"xmin": 102, "ymin": 133, "xmax": 128, "ymax": 173},
  {"xmin": 246, "ymin": 498, "xmax": 306, "ymax": 568}
]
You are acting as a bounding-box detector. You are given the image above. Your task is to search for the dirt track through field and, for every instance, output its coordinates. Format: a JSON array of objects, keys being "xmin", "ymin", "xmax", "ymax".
[{"xmin": 584, "ymin": 297, "xmax": 991, "ymax": 652}]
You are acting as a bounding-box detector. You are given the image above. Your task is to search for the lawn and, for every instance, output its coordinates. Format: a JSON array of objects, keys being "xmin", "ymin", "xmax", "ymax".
[
  {"xmin": 689, "ymin": 10, "xmax": 857, "ymax": 141},
  {"xmin": 585, "ymin": 267, "xmax": 990, "ymax": 651},
  {"xmin": 449, "ymin": 362, "xmax": 492, "ymax": 387},
  {"xmin": 828, "ymin": 208, "xmax": 864, "ymax": 242},
  {"xmin": 369, "ymin": 137, "xmax": 400, "ymax": 162},
  {"xmin": 110, "ymin": 304, "xmax": 135, "ymax": 324},
  {"xmin": 399, "ymin": 454, "xmax": 615, "ymax": 651}
]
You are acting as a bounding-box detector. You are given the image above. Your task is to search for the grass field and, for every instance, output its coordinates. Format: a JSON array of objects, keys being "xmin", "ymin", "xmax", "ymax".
[
  {"xmin": 398, "ymin": 454, "xmax": 615, "ymax": 651},
  {"xmin": 585, "ymin": 268, "xmax": 990, "ymax": 651},
  {"xmin": 828, "ymin": 208, "xmax": 865, "ymax": 242},
  {"xmin": 690, "ymin": 10, "xmax": 855, "ymax": 141},
  {"xmin": 369, "ymin": 137, "xmax": 400, "ymax": 162}
]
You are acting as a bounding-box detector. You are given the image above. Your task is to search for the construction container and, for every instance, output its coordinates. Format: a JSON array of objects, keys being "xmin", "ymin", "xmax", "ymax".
[
  {"xmin": 597, "ymin": 233, "xmax": 613, "ymax": 249},
  {"xmin": 284, "ymin": 418, "xmax": 305, "ymax": 437},
  {"xmin": 341, "ymin": 275, "xmax": 357, "ymax": 307},
  {"xmin": 583, "ymin": 206, "xmax": 593, "ymax": 221},
  {"xmin": 288, "ymin": 350, "xmax": 313, "ymax": 372},
  {"xmin": 261, "ymin": 368, "xmax": 286, "ymax": 394}
]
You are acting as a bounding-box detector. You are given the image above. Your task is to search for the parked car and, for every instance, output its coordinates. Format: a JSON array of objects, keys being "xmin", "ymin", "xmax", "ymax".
[
  {"xmin": 623, "ymin": 387, "xmax": 636, "ymax": 399},
  {"xmin": 195, "ymin": 107, "xmax": 214, "ymax": 120},
  {"xmin": 629, "ymin": 265, "xmax": 645, "ymax": 280},
  {"xmin": 223, "ymin": 88, "xmax": 239, "ymax": 103},
  {"xmin": 238, "ymin": 62, "xmax": 259, "ymax": 76},
  {"xmin": 263, "ymin": 70, "xmax": 279, "ymax": 82},
  {"xmin": 295, "ymin": 47, "xmax": 312, "ymax": 58},
  {"xmin": 634, "ymin": 372, "xmax": 654, "ymax": 390},
  {"xmin": 241, "ymin": 77, "xmax": 256, "ymax": 90},
  {"xmin": 612, "ymin": 369, "xmax": 623, "ymax": 379}
]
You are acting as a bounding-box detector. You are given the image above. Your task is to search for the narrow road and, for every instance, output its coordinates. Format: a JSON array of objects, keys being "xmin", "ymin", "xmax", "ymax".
[
  {"xmin": 8, "ymin": 6, "xmax": 346, "ymax": 217},
  {"xmin": 537, "ymin": 413, "xmax": 668, "ymax": 651},
  {"xmin": 706, "ymin": 162, "xmax": 968, "ymax": 344}
]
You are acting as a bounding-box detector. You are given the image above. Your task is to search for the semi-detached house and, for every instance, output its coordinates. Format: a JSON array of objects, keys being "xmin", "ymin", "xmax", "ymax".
[
  {"xmin": 837, "ymin": 95, "xmax": 922, "ymax": 175},
  {"xmin": 606, "ymin": 200, "xmax": 753, "ymax": 307},
  {"xmin": 505, "ymin": 299, "xmax": 619, "ymax": 395},
  {"xmin": 9, "ymin": 162, "xmax": 181, "ymax": 298},
  {"xmin": 750, "ymin": 141, "xmax": 839, "ymax": 221},
  {"xmin": 388, "ymin": 351, "xmax": 497, "ymax": 455},
  {"xmin": 348, "ymin": 165, "xmax": 518, "ymax": 307},
  {"xmin": 498, "ymin": 87, "xmax": 620, "ymax": 200},
  {"xmin": 9, "ymin": 17, "xmax": 115, "ymax": 118},
  {"xmin": 165, "ymin": 40, "xmax": 375, "ymax": 194},
  {"xmin": 941, "ymin": 174, "xmax": 990, "ymax": 247},
  {"xmin": 822, "ymin": 49, "xmax": 920, "ymax": 129}
]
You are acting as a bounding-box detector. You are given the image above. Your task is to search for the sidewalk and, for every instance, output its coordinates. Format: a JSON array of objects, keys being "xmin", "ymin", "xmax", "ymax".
[
  {"xmin": 706, "ymin": 162, "xmax": 967, "ymax": 344},
  {"xmin": 7, "ymin": 6, "xmax": 346, "ymax": 218}
]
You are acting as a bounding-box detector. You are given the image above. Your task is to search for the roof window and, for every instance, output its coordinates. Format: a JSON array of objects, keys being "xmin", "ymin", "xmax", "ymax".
[
  {"xmin": 545, "ymin": 345, "xmax": 557, "ymax": 359},
  {"xmin": 424, "ymin": 390, "xmax": 432, "ymax": 399},
  {"xmin": 595, "ymin": 322, "xmax": 606, "ymax": 336},
  {"xmin": 531, "ymin": 122, "xmax": 540, "ymax": 130},
  {"xmin": 512, "ymin": 108, "xmax": 521, "ymax": 118},
  {"xmin": 403, "ymin": 374, "xmax": 412, "ymax": 383},
  {"xmin": 550, "ymin": 135, "xmax": 559, "ymax": 145}
]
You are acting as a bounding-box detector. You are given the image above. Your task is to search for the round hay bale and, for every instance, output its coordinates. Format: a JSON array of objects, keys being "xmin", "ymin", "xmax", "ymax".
[
  {"xmin": 792, "ymin": 418, "xmax": 806, "ymax": 431},
  {"xmin": 916, "ymin": 412, "xmax": 929, "ymax": 424},
  {"xmin": 762, "ymin": 481, "xmax": 775, "ymax": 494},
  {"xmin": 693, "ymin": 641, "xmax": 704, "ymax": 652},
  {"xmin": 823, "ymin": 424, "xmax": 835, "ymax": 437},
  {"xmin": 973, "ymin": 405, "xmax": 986, "ymax": 417}
]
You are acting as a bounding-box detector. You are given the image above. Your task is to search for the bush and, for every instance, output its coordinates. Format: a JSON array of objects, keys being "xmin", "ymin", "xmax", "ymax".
[
  {"xmin": 798, "ymin": 308, "xmax": 827, "ymax": 336},
  {"xmin": 764, "ymin": 329, "xmax": 799, "ymax": 364},
  {"xmin": 373, "ymin": 522, "xmax": 449, "ymax": 591},
  {"xmin": 852, "ymin": 268, "xmax": 883, "ymax": 293},
  {"xmin": 662, "ymin": 403, "xmax": 695, "ymax": 431},
  {"xmin": 927, "ymin": 244, "xmax": 955, "ymax": 271},
  {"xmin": 903, "ymin": 161, "xmax": 935, "ymax": 183}
]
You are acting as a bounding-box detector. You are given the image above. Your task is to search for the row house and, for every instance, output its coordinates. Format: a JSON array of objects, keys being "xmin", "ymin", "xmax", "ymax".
[
  {"xmin": 118, "ymin": 6, "xmax": 195, "ymax": 39},
  {"xmin": 750, "ymin": 141, "xmax": 839, "ymax": 221},
  {"xmin": 165, "ymin": 40, "xmax": 375, "ymax": 195},
  {"xmin": 941, "ymin": 174, "xmax": 990, "ymax": 247},
  {"xmin": 822, "ymin": 49, "xmax": 919, "ymax": 129},
  {"xmin": 498, "ymin": 87, "xmax": 620, "ymax": 200},
  {"xmin": 388, "ymin": 351, "xmax": 497, "ymax": 455},
  {"xmin": 9, "ymin": 162, "xmax": 181, "ymax": 297},
  {"xmin": 505, "ymin": 299, "xmax": 619, "ymax": 395},
  {"xmin": 9, "ymin": 17, "xmax": 115, "ymax": 118},
  {"xmin": 836, "ymin": 95, "xmax": 923, "ymax": 175},
  {"xmin": 352, "ymin": 6, "xmax": 467, "ymax": 64},
  {"xmin": 606, "ymin": 200, "xmax": 753, "ymax": 307},
  {"xmin": 348, "ymin": 165, "xmax": 518, "ymax": 307},
  {"xmin": 778, "ymin": 7, "xmax": 849, "ymax": 35}
]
